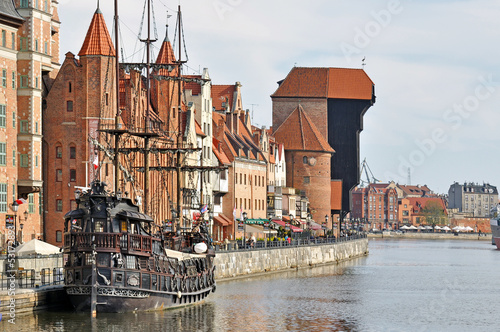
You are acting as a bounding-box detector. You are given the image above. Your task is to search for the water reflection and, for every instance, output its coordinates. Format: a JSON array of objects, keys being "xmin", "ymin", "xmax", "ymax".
[{"xmin": 9, "ymin": 239, "xmax": 498, "ymax": 331}]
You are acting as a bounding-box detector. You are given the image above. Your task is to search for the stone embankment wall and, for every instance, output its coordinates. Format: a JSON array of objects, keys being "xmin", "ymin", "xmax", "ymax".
[
  {"xmin": 0, "ymin": 286, "xmax": 68, "ymax": 316},
  {"xmin": 214, "ymin": 238, "xmax": 368, "ymax": 280}
]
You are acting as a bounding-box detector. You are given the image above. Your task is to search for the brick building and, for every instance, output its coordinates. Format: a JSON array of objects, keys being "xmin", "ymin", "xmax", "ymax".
[
  {"xmin": 273, "ymin": 105, "xmax": 334, "ymax": 227},
  {"xmin": 272, "ymin": 67, "xmax": 375, "ymax": 217},
  {"xmin": 0, "ymin": 0, "xmax": 59, "ymax": 246},
  {"xmin": 210, "ymin": 81, "xmax": 271, "ymax": 239}
]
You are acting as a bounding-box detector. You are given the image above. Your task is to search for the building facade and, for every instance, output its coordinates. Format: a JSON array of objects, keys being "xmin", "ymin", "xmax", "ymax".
[{"xmin": 448, "ymin": 182, "xmax": 498, "ymax": 218}]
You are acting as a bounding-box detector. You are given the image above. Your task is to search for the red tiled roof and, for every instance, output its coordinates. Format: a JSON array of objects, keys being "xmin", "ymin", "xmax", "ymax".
[
  {"xmin": 78, "ymin": 9, "xmax": 115, "ymax": 57},
  {"xmin": 212, "ymin": 85, "xmax": 235, "ymax": 110},
  {"xmin": 195, "ymin": 120, "xmax": 206, "ymax": 137},
  {"xmin": 271, "ymin": 67, "xmax": 373, "ymax": 100},
  {"xmin": 156, "ymin": 38, "xmax": 176, "ymax": 65},
  {"xmin": 407, "ymin": 197, "xmax": 447, "ymax": 215},
  {"xmin": 212, "ymin": 138, "xmax": 231, "ymax": 165},
  {"xmin": 273, "ymin": 105, "xmax": 334, "ymax": 153},
  {"xmin": 184, "ymin": 75, "xmax": 202, "ymax": 95}
]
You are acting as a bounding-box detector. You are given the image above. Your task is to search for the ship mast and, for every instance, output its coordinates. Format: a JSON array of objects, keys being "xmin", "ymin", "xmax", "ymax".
[
  {"xmin": 176, "ymin": 5, "xmax": 186, "ymax": 228},
  {"xmin": 113, "ymin": 0, "xmax": 120, "ymax": 194}
]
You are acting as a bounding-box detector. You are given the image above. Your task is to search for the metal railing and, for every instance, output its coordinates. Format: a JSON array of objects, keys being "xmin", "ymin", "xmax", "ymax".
[
  {"xmin": 213, "ymin": 233, "xmax": 367, "ymax": 252},
  {"xmin": 0, "ymin": 268, "xmax": 65, "ymax": 290}
]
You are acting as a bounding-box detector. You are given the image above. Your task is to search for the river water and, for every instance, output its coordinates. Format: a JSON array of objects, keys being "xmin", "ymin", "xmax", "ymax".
[{"xmin": 4, "ymin": 238, "xmax": 499, "ymax": 332}]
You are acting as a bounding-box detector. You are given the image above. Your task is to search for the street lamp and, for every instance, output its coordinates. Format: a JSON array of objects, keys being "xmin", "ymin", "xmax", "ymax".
[
  {"xmin": 242, "ymin": 211, "xmax": 248, "ymax": 248},
  {"xmin": 324, "ymin": 215, "xmax": 328, "ymax": 237},
  {"xmin": 11, "ymin": 201, "xmax": 18, "ymax": 247}
]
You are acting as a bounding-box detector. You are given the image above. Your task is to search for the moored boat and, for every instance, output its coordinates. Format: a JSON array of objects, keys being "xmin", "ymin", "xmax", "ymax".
[{"xmin": 63, "ymin": 181, "xmax": 216, "ymax": 312}]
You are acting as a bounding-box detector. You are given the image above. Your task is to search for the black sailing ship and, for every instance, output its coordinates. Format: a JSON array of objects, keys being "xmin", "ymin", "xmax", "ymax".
[{"xmin": 62, "ymin": 2, "xmax": 219, "ymax": 313}]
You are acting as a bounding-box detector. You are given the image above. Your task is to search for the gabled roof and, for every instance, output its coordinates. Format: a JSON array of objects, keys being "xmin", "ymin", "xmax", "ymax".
[
  {"xmin": 78, "ymin": 8, "xmax": 115, "ymax": 57},
  {"xmin": 212, "ymin": 138, "xmax": 231, "ymax": 165},
  {"xmin": 0, "ymin": 0, "xmax": 24, "ymax": 27},
  {"xmin": 212, "ymin": 85, "xmax": 235, "ymax": 111},
  {"xmin": 273, "ymin": 105, "xmax": 334, "ymax": 153},
  {"xmin": 407, "ymin": 197, "xmax": 447, "ymax": 215},
  {"xmin": 195, "ymin": 120, "xmax": 206, "ymax": 137},
  {"xmin": 271, "ymin": 67, "xmax": 374, "ymax": 100}
]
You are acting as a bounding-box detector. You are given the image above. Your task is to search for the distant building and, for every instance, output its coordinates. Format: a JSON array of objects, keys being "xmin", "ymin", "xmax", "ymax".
[{"xmin": 448, "ymin": 182, "xmax": 498, "ymax": 218}]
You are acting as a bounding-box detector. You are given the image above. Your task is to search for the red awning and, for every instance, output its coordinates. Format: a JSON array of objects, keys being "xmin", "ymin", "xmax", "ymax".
[
  {"xmin": 272, "ymin": 219, "xmax": 303, "ymax": 233},
  {"xmin": 214, "ymin": 214, "xmax": 233, "ymax": 226}
]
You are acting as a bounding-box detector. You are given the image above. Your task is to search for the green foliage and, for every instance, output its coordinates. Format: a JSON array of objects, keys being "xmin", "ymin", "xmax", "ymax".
[{"xmin": 420, "ymin": 201, "xmax": 446, "ymax": 225}]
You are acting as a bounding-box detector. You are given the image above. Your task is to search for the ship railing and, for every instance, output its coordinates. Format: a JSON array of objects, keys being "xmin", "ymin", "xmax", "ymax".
[{"xmin": 64, "ymin": 232, "xmax": 159, "ymax": 255}]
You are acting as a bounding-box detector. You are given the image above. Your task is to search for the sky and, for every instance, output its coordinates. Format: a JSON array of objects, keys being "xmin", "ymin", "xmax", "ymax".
[{"xmin": 57, "ymin": 0, "xmax": 500, "ymax": 195}]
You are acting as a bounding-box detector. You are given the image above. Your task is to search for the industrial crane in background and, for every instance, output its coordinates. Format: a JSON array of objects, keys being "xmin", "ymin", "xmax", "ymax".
[{"xmin": 359, "ymin": 158, "xmax": 380, "ymax": 187}]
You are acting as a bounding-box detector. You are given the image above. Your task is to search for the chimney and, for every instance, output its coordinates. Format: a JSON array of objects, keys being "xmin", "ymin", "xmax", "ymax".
[{"xmin": 215, "ymin": 118, "xmax": 225, "ymax": 140}]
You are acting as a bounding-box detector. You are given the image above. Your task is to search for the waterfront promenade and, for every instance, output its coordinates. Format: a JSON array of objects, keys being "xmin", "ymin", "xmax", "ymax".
[{"xmin": 368, "ymin": 231, "xmax": 491, "ymax": 241}]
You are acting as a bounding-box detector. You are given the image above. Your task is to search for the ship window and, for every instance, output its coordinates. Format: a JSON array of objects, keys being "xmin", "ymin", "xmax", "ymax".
[
  {"xmin": 142, "ymin": 273, "xmax": 150, "ymax": 289},
  {"xmin": 95, "ymin": 220, "xmax": 105, "ymax": 232}
]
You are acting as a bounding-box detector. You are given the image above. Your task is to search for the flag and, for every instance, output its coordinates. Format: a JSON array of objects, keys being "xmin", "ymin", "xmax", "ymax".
[
  {"xmin": 93, "ymin": 153, "xmax": 99, "ymax": 170},
  {"xmin": 15, "ymin": 198, "xmax": 27, "ymax": 205},
  {"xmin": 200, "ymin": 205, "xmax": 208, "ymax": 213}
]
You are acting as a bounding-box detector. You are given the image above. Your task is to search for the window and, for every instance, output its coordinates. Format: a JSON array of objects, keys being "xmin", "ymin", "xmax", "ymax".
[
  {"xmin": 35, "ymin": 76, "xmax": 38, "ymax": 88},
  {"xmin": 35, "ymin": 155, "xmax": 38, "ymax": 167},
  {"xmin": 68, "ymin": 82, "xmax": 72, "ymax": 93},
  {"xmin": 244, "ymin": 174, "xmax": 246, "ymax": 185},
  {"xmin": 0, "ymin": 104, "xmax": 5, "ymax": 127},
  {"xmin": 11, "ymin": 32, "xmax": 14, "ymax": 49},
  {"xmin": 35, "ymin": 121, "xmax": 38, "ymax": 133},
  {"xmin": 70, "ymin": 169, "xmax": 76, "ymax": 182},
  {"xmin": 35, "ymin": 39, "xmax": 38, "ymax": 52},
  {"xmin": 11, "ymin": 71, "xmax": 15, "ymax": 88},
  {"xmin": 44, "ymin": 0, "xmax": 48, "ymax": 11},
  {"xmin": 12, "ymin": 111, "xmax": 15, "ymax": 128},
  {"xmin": 56, "ymin": 231, "xmax": 62, "ymax": 243},
  {"xmin": 303, "ymin": 176, "xmax": 310, "ymax": 184},
  {"xmin": 20, "ymin": 154, "xmax": 28, "ymax": 167},
  {"xmin": 20, "ymin": 75, "xmax": 28, "ymax": 88},
  {"xmin": 240, "ymin": 173, "xmax": 242, "ymax": 184},
  {"xmin": 0, "ymin": 183, "xmax": 6, "ymax": 213},
  {"xmin": 12, "ymin": 150, "xmax": 15, "ymax": 166},
  {"xmin": 70, "ymin": 146, "xmax": 76, "ymax": 159},
  {"xmin": 56, "ymin": 146, "xmax": 62, "ymax": 158},
  {"xmin": 56, "ymin": 169, "xmax": 62, "ymax": 182},
  {"xmin": 56, "ymin": 199, "xmax": 63, "ymax": 212},
  {"xmin": 0, "ymin": 142, "xmax": 5, "ymax": 166},
  {"xmin": 44, "ymin": 41, "xmax": 48, "ymax": 54},
  {"xmin": 2, "ymin": 69, "xmax": 6, "ymax": 87},
  {"xmin": 28, "ymin": 194, "xmax": 34, "ymax": 213},
  {"xmin": 303, "ymin": 156, "xmax": 308, "ymax": 164},
  {"xmin": 67, "ymin": 100, "xmax": 73, "ymax": 112},
  {"xmin": 20, "ymin": 37, "xmax": 27, "ymax": 50},
  {"xmin": 20, "ymin": 120, "xmax": 28, "ymax": 133},
  {"xmin": 1, "ymin": 30, "xmax": 5, "ymax": 47}
]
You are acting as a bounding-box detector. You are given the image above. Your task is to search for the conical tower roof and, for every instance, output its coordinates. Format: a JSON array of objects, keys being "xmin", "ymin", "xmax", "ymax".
[
  {"xmin": 156, "ymin": 26, "xmax": 176, "ymax": 65},
  {"xmin": 273, "ymin": 105, "xmax": 334, "ymax": 153},
  {"xmin": 78, "ymin": 8, "xmax": 115, "ymax": 56}
]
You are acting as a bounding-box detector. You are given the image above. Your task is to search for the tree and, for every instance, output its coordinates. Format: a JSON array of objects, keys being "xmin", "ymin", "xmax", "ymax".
[{"xmin": 420, "ymin": 201, "xmax": 446, "ymax": 225}]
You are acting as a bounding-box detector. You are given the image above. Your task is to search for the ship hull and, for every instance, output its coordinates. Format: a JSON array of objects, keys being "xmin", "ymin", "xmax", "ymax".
[
  {"xmin": 65, "ymin": 285, "xmax": 215, "ymax": 313},
  {"xmin": 491, "ymin": 221, "xmax": 500, "ymax": 249}
]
